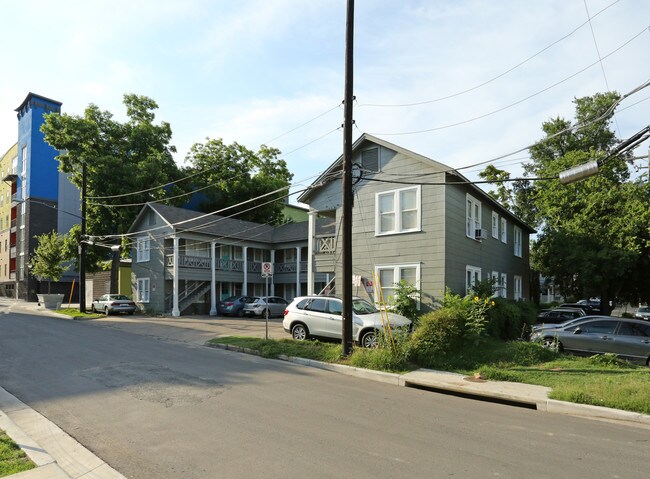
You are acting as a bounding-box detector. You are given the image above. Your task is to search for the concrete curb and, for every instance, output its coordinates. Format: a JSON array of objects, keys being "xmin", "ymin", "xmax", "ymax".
[
  {"xmin": 208, "ymin": 342, "xmax": 650, "ymax": 426},
  {"xmin": 0, "ymin": 386, "xmax": 126, "ymax": 479}
]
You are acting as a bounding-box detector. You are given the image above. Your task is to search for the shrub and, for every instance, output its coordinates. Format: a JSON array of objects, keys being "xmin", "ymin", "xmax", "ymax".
[{"xmin": 486, "ymin": 299, "xmax": 537, "ymax": 340}]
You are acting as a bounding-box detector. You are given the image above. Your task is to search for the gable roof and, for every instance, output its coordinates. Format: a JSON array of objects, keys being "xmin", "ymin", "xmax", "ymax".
[{"xmin": 298, "ymin": 132, "xmax": 535, "ymax": 234}]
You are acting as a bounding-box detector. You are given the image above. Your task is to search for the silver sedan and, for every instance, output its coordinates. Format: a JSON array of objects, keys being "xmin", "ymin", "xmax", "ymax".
[
  {"xmin": 531, "ymin": 317, "xmax": 650, "ymax": 365},
  {"xmin": 91, "ymin": 294, "xmax": 137, "ymax": 315}
]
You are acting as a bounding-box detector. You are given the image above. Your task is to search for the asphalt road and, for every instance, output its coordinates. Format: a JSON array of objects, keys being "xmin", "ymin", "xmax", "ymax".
[{"xmin": 1, "ymin": 310, "xmax": 649, "ymax": 478}]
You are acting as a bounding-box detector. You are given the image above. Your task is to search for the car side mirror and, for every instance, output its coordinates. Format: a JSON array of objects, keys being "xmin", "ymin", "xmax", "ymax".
[{"xmin": 573, "ymin": 328, "xmax": 582, "ymax": 335}]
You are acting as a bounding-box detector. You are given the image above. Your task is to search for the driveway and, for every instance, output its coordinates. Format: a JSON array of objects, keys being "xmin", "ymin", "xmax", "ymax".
[{"xmin": 83, "ymin": 313, "xmax": 287, "ymax": 346}]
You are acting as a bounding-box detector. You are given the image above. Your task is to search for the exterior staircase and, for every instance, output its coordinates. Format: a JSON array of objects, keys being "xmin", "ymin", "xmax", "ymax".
[{"xmin": 165, "ymin": 280, "xmax": 212, "ymax": 315}]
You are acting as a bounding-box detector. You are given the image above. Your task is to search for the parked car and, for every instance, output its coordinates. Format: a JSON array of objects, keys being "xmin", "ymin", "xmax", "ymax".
[
  {"xmin": 560, "ymin": 303, "xmax": 600, "ymax": 314},
  {"xmin": 536, "ymin": 307, "xmax": 585, "ymax": 324},
  {"xmin": 283, "ymin": 296, "xmax": 412, "ymax": 348},
  {"xmin": 532, "ymin": 315, "xmax": 612, "ymax": 332},
  {"xmin": 635, "ymin": 306, "xmax": 650, "ymax": 321},
  {"xmin": 91, "ymin": 294, "xmax": 136, "ymax": 315},
  {"xmin": 243, "ymin": 296, "xmax": 290, "ymax": 318},
  {"xmin": 530, "ymin": 317, "xmax": 650, "ymax": 365},
  {"xmin": 218, "ymin": 295, "xmax": 254, "ymax": 317}
]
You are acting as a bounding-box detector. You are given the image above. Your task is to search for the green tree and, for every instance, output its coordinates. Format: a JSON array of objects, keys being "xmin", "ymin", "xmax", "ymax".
[
  {"xmin": 41, "ymin": 94, "xmax": 182, "ymax": 291},
  {"xmin": 30, "ymin": 231, "xmax": 68, "ymax": 293},
  {"xmin": 480, "ymin": 92, "xmax": 650, "ymax": 309},
  {"xmin": 183, "ymin": 138, "xmax": 293, "ymax": 225}
]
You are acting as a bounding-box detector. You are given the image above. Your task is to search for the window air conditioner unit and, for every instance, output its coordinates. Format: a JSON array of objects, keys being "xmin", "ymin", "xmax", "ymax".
[{"xmin": 474, "ymin": 228, "xmax": 488, "ymax": 241}]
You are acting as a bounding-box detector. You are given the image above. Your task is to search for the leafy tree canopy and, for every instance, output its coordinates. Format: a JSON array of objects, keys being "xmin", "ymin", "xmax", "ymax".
[
  {"xmin": 41, "ymin": 94, "xmax": 183, "ymax": 270},
  {"xmin": 183, "ymin": 138, "xmax": 293, "ymax": 225},
  {"xmin": 480, "ymin": 92, "xmax": 650, "ymax": 307},
  {"xmin": 30, "ymin": 231, "xmax": 68, "ymax": 293}
]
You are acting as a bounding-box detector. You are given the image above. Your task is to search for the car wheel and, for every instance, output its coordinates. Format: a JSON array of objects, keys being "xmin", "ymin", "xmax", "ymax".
[
  {"xmin": 91, "ymin": 304, "xmax": 96, "ymax": 313},
  {"xmin": 541, "ymin": 337, "xmax": 562, "ymax": 352},
  {"xmin": 291, "ymin": 323, "xmax": 309, "ymax": 341},
  {"xmin": 262, "ymin": 308, "xmax": 270, "ymax": 318},
  {"xmin": 128, "ymin": 311, "xmax": 134, "ymax": 315},
  {"xmin": 361, "ymin": 330, "xmax": 379, "ymax": 348},
  {"xmin": 236, "ymin": 309, "xmax": 244, "ymax": 318},
  {"xmin": 104, "ymin": 307, "xmax": 110, "ymax": 316}
]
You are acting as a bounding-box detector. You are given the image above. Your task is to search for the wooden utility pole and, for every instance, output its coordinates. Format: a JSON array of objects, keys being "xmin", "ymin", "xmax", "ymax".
[
  {"xmin": 341, "ymin": 0, "xmax": 355, "ymax": 356},
  {"xmin": 79, "ymin": 161, "xmax": 87, "ymax": 313}
]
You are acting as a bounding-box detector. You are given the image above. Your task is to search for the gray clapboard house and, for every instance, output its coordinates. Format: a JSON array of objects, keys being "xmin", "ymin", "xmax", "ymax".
[
  {"xmin": 127, "ymin": 203, "xmax": 332, "ymax": 315},
  {"xmin": 299, "ymin": 134, "xmax": 535, "ymax": 310}
]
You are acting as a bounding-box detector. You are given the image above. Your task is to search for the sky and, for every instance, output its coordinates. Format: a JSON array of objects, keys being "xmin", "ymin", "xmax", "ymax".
[{"xmin": 1, "ymin": 0, "xmax": 648, "ymax": 203}]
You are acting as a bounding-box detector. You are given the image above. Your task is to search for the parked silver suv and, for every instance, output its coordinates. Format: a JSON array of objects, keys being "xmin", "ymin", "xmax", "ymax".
[{"xmin": 283, "ymin": 296, "xmax": 411, "ymax": 348}]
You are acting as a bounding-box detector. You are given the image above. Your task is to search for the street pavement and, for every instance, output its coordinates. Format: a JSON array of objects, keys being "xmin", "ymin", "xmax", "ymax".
[{"xmin": 1, "ymin": 297, "xmax": 649, "ymax": 478}]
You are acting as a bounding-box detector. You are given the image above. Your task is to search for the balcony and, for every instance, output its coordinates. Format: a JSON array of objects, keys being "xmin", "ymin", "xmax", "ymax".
[
  {"xmin": 165, "ymin": 254, "xmax": 244, "ymax": 272},
  {"xmin": 9, "ymin": 246, "xmax": 16, "ymax": 258},
  {"xmin": 10, "ymin": 193, "xmax": 20, "ymax": 206},
  {"xmin": 9, "ymin": 272, "xmax": 15, "ymax": 280},
  {"xmin": 164, "ymin": 255, "xmax": 307, "ymax": 273},
  {"xmin": 316, "ymin": 236, "xmax": 336, "ymax": 254},
  {"xmin": 10, "ymin": 219, "xmax": 17, "ymax": 231},
  {"xmin": 2, "ymin": 172, "xmax": 17, "ymax": 183}
]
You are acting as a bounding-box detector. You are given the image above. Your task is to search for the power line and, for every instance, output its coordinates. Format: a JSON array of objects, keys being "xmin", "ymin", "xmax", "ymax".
[
  {"xmin": 367, "ymin": 26, "xmax": 648, "ymax": 136},
  {"xmin": 358, "ymin": 0, "xmax": 622, "ymax": 108},
  {"xmin": 263, "ymin": 103, "xmax": 342, "ymax": 145}
]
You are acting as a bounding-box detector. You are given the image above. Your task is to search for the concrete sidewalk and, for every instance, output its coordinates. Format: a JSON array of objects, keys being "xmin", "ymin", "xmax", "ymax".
[{"xmin": 2, "ymin": 297, "xmax": 650, "ymax": 478}]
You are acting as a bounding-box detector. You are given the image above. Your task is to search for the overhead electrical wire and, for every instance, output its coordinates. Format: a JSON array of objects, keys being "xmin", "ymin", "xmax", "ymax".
[
  {"xmin": 263, "ymin": 103, "xmax": 342, "ymax": 145},
  {"xmin": 359, "ymin": 0, "xmax": 622, "ymax": 108},
  {"xmin": 367, "ymin": 25, "xmax": 649, "ymax": 136}
]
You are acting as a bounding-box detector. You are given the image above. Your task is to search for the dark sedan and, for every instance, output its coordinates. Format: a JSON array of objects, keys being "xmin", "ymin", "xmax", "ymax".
[
  {"xmin": 530, "ymin": 317, "xmax": 650, "ymax": 365},
  {"xmin": 218, "ymin": 295, "xmax": 254, "ymax": 317},
  {"xmin": 536, "ymin": 307, "xmax": 585, "ymax": 324}
]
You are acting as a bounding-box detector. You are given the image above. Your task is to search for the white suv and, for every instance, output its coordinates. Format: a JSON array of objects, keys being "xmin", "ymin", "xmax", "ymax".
[{"xmin": 283, "ymin": 296, "xmax": 412, "ymax": 348}]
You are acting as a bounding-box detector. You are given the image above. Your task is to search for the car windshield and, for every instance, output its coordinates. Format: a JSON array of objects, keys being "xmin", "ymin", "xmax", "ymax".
[
  {"xmin": 639, "ymin": 307, "xmax": 649, "ymax": 313},
  {"xmin": 352, "ymin": 298, "xmax": 378, "ymax": 315}
]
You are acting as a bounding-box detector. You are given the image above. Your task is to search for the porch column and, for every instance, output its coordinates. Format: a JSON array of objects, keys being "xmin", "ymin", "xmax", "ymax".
[
  {"xmin": 270, "ymin": 249, "xmax": 275, "ymax": 296},
  {"xmin": 172, "ymin": 236, "xmax": 180, "ymax": 317},
  {"xmin": 295, "ymin": 246, "xmax": 301, "ymax": 297},
  {"xmin": 242, "ymin": 246, "xmax": 248, "ymax": 295},
  {"xmin": 307, "ymin": 209, "xmax": 316, "ymax": 295},
  {"xmin": 209, "ymin": 240, "xmax": 217, "ymax": 316}
]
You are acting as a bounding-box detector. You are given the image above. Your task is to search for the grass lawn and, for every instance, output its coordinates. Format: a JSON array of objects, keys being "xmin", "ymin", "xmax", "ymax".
[
  {"xmin": 208, "ymin": 336, "xmax": 650, "ymax": 414},
  {"xmin": 0, "ymin": 430, "xmax": 35, "ymax": 477},
  {"xmin": 54, "ymin": 308, "xmax": 103, "ymax": 320}
]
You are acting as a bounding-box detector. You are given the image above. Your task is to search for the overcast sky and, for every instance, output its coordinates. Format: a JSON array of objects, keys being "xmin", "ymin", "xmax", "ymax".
[{"xmin": 1, "ymin": 0, "xmax": 648, "ymax": 201}]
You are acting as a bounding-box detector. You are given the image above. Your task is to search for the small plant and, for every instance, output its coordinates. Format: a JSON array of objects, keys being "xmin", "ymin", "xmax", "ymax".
[
  {"xmin": 588, "ymin": 353, "xmax": 628, "ymax": 367},
  {"xmin": 389, "ymin": 280, "xmax": 421, "ymax": 321}
]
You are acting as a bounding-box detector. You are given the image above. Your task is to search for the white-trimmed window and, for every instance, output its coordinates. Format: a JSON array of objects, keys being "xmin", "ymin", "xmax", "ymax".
[
  {"xmin": 500, "ymin": 218, "xmax": 507, "ymax": 244},
  {"xmin": 136, "ymin": 277, "xmax": 150, "ymax": 303},
  {"xmin": 376, "ymin": 185, "xmax": 421, "ymax": 235},
  {"xmin": 491, "ymin": 212, "xmax": 499, "ymax": 239},
  {"xmin": 500, "ymin": 273, "xmax": 507, "ymax": 298},
  {"xmin": 136, "ymin": 237, "xmax": 150, "ymax": 262},
  {"xmin": 466, "ymin": 265, "xmax": 481, "ymax": 295},
  {"xmin": 21, "ymin": 146, "xmax": 27, "ymax": 176},
  {"xmin": 375, "ymin": 264, "xmax": 420, "ymax": 304},
  {"xmin": 514, "ymin": 275, "xmax": 523, "ymax": 301},
  {"xmin": 513, "ymin": 226, "xmax": 522, "ymax": 257},
  {"xmin": 491, "ymin": 271, "xmax": 499, "ymax": 298},
  {"xmin": 466, "ymin": 194, "xmax": 481, "ymax": 238}
]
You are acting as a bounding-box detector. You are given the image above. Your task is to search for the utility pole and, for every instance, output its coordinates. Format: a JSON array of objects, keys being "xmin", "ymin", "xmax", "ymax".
[
  {"xmin": 341, "ymin": 0, "xmax": 354, "ymax": 356},
  {"xmin": 79, "ymin": 161, "xmax": 87, "ymax": 313}
]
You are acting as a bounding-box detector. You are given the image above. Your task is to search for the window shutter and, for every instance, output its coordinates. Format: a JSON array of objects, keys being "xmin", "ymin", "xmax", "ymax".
[{"xmin": 361, "ymin": 148, "xmax": 379, "ymax": 172}]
